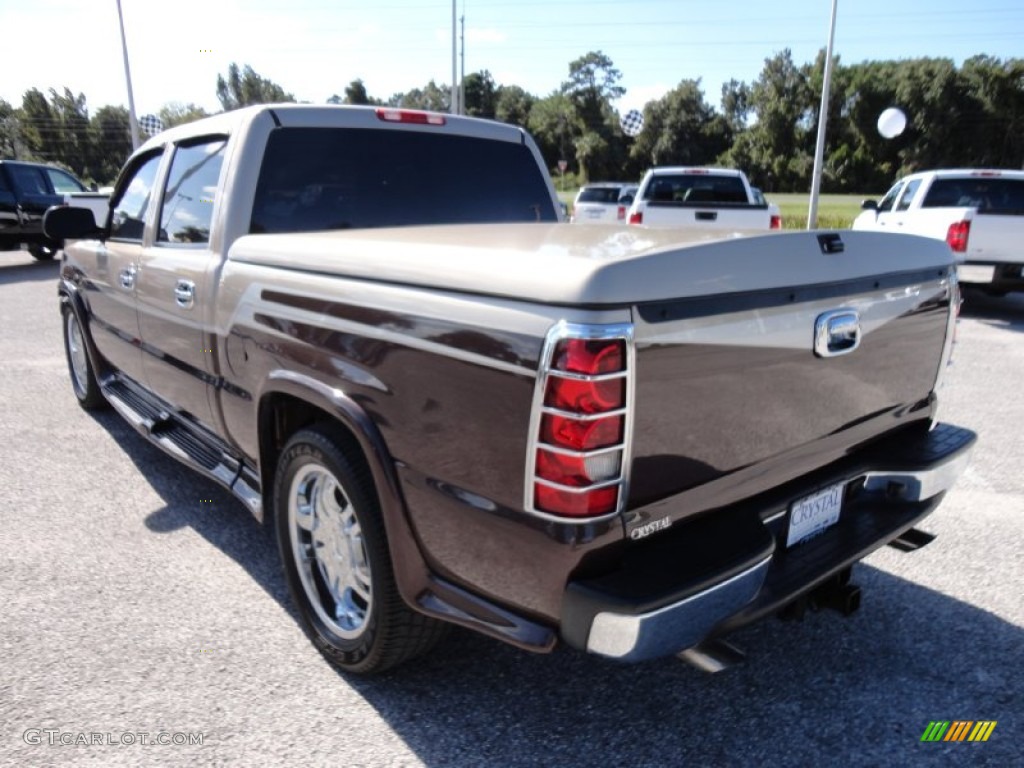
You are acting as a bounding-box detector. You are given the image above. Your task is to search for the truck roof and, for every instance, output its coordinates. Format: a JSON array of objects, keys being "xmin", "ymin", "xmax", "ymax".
[{"xmin": 138, "ymin": 104, "xmax": 529, "ymax": 153}]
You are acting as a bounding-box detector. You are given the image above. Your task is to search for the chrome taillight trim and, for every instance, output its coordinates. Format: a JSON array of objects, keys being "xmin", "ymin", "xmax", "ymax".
[{"xmin": 523, "ymin": 320, "xmax": 636, "ymax": 524}]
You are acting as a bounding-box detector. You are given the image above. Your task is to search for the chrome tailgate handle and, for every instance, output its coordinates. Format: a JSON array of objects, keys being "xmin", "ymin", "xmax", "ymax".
[{"xmin": 174, "ymin": 279, "xmax": 196, "ymax": 308}]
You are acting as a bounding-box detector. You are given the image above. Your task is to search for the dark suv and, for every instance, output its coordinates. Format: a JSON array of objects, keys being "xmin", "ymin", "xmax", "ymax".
[{"xmin": 0, "ymin": 160, "xmax": 92, "ymax": 260}]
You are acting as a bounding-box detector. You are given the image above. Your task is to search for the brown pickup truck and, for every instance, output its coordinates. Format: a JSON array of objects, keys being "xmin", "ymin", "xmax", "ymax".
[{"xmin": 46, "ymin": 105, "xmax": 975, "ymax": 675}]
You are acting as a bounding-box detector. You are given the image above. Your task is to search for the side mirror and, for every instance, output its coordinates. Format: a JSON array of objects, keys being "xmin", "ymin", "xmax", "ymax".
[
  {"xmin": 44, "ymin": 205, "xmax": 102, "ymax": 241},
  {"xmin": 860, "ymin": 199, "xmax": 878, "ymax": 211},
  {"xmin": 89, "ymin": 182, "xmax": 99, "ymax": 192}
]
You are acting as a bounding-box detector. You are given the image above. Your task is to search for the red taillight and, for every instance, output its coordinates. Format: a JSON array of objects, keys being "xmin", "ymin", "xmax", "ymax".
[
  {"xmin": 375, "ymin": 108, "xmax": 446, "ymax": 126},
  {"xmin": 527, "ymin": 326, "xmax": 632, "ymax": 519},
  {"xmin": 552, "ymin": 338, "xmax": 624, "ymax": 374},
  {"xmin": 541, "ymin": 413, "xmax": 622, "ymax": 451},
  {"xmin": 946, "ymin": 220, "xmax": 970, "ymax": 253},
  {"xmin": 770, "ymin": 215, "xmax": 782, "ymax": 230},
  {"xmin": 628, "ymin": 211, "xmax": 643, "ymax": 225},
  {"xmin": 545, "ymin": 377, "xmax": 623, "ymax": 413},
  {"xmin": 535, "ymin": 484, "xmax": 618, "ymax": 517},
  {"xmin": 617, "ymin": 205, "xmax": 626, "ymax": 220}
]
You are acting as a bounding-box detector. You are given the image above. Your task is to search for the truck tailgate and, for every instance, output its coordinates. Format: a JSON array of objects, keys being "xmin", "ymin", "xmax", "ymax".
[
  {"xmin": 639, "ymin": 203, "xmax": 770, "ymax": 229},
  {"xmin": 968, "ymin": 211, "xmax": 1024, "ymax": 265},
  {"xmin": 624, "ymin": 234, "xmax": 954, "ymax": 520}
]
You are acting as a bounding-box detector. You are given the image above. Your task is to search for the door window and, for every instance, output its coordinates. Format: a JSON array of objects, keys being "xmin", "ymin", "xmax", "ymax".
[
  {"xmin": 110, "ymin": 153, "xmax": 163, "ymax": 241},
  {"xmin": 45, "ymin": 168, "xmax": 87, "ymax": 194},
  {"xmin": 876, "ymin": 182, "xmax": 903, "ymax": 213},
  {"xmin": 158, "ymin": 138, "xmax": 227, "ymax": 244},
  {"xmin": 894, "ymin": 179, "xmax": 922, "ymax": 212}
]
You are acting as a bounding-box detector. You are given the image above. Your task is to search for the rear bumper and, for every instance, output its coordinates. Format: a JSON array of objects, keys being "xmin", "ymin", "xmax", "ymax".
[
  {"xmin": 959, "ymin": 261, "xmax": 1024, "ymax": 292},
  {"xmin": 561, "ymin": 422, "xmax": 976, "ymax": 662}
]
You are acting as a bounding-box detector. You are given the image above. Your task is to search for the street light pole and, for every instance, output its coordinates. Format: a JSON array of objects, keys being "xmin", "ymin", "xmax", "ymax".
[
  {"xmin": 807, "ymin": 0, "xmax": 838, "ymax": 230},
  {"xmin": 451, "ymin": 0, "xmax": 459, "ymax": 114},
  {"xmin": 116, "ymin": 0, "xmax": 140, "ymax": 150}
]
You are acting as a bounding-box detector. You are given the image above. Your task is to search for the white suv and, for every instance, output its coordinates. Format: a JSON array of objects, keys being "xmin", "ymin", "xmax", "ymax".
[{"xmin": 571, "ymin": 182, "xmax": 638, "ymax": 225}]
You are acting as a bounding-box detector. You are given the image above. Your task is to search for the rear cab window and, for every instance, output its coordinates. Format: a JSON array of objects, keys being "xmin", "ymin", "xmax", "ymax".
[
  {"xmin": 643, "ymin": 173, "xmax": 749, "ymax": 204},
  {"xmin": 577, "ymin": 187, "xmax": 622, "ymax": 204},
  {"xmin": 250, "ymin": 127, "xmax": 557, "ymax": 234},
  {"xmin": 923, "ymin": 177, "xmax": 1024, "ymax": 214}
]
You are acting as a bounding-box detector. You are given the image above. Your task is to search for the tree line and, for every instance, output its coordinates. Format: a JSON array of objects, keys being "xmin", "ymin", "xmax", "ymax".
[{"xmin": 1, "ymin": 52, "xmax": 1021, "ymax": 192}]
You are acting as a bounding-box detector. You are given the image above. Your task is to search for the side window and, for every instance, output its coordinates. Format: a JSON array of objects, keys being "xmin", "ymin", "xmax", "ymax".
[
  {"xmin": 158, "ymin": 138, "xmax": 226, "ymax": 244},
  {"xmin": 110, "ymin": 153, "xmax": 163, "ymax": 241},
  {"xmin": 8, "ymin": 165, "xmax": 49, "ymax": 195},
  {"xmin": 895, "ymin": 179, "xmax": 921, "ymax": 212},
  {"xmin": 46, "ymin": 168, "xmax": 86, "ymax": 194},
  {"xmin": 876, "ymin": 182, "xmax": 903, "ymax": 213}
]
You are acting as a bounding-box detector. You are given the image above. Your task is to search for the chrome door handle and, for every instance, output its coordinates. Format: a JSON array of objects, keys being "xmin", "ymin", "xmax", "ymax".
[
  {"xmin": 174, "ymin": 279, "xmax": 195, "ymax": 309},
  {"xmin": 119, "ymin": 266, "xmax": 136, "ymax": 289}
]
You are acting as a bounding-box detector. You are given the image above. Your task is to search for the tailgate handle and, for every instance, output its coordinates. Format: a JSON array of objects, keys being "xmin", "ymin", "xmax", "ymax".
[
  {"xmin": 695, "ymin": 211, "xmax": 717, "ymax": 221},
  {"xmin": 814, "ymin": 310, "xmax": 861, "ymax": 357},
  {"xmin": 817, "ymin": 233, "xmax": 845, "ymax": 254}
]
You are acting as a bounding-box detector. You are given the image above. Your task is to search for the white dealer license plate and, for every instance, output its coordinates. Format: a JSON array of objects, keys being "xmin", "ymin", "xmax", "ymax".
[{"xmin": 786, "ymin": 482, "xmax": 844, "ymax": 548}]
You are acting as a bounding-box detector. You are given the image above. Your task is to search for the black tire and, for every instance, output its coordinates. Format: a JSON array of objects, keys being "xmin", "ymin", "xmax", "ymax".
[
  {"xmin": 62, "ymin": 304, "xmax": 106, "ymax": 409},
  {"xmin": 274, "ymin": 425, "xmax": 445, "ymax": 674},
  {"xmin": 28, "ymin": 242, "xmax": 58, "ymax": 261}
]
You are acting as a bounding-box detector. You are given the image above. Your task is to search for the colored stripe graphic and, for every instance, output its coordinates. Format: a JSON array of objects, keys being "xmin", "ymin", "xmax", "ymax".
[
  {"xmin": 921, "ymin": 721, "xmax": 997, "ymax": 742},
  {"xmin": 945, "ymin": 721, "xmax": 973, "ymax": 741},
  {"xmin": 968, "ymin": 722, "xmax": 997, "ymax": 742}
]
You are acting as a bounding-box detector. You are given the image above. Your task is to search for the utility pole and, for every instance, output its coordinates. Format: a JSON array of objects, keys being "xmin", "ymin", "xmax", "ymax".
[
  {"xmin": 459, "ymin": 12, "xmax": 465, "ymax": 115},
  {"xmin": 807, "ymin": 0, "xmax": 838, "ymax": 229},
  {"xmin": 116, "ymin": 0, "xmax": 140, "ymax": 149},
  {"xmin": 451, "ymin": 0, "xmax": 459, "ymax": 114}
]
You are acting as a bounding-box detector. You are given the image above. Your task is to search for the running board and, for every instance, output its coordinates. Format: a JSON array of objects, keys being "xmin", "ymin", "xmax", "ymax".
[{"xmin": 103, "ymin": 378, "xmax": 263, "ymax": 521}]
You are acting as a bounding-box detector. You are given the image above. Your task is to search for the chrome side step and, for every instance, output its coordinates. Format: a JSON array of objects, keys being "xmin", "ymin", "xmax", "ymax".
[{"xmin": 103, "ymin": 378, "xmax": 263, "ymax": 521}]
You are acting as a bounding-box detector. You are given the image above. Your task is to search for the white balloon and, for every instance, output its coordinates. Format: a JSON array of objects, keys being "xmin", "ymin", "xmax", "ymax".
[{"xmin": 877, "ymin": 107, "xmax": 907, "ymax": 139}]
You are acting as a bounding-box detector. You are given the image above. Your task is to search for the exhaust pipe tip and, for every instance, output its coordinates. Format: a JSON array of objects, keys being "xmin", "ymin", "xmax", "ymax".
[{"xmin": 677, "ymin": 639, "xmax": 746, "ymax": 674}]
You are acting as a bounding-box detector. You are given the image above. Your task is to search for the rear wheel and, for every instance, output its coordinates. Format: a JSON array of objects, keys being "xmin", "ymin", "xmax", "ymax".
[
  {"xmin": 274, "ymin": 425, "xmax": 445, "ymax": 674},
  {"xmin": 62, "ymin": 305, "xmax": 105, "ymax": 409}
]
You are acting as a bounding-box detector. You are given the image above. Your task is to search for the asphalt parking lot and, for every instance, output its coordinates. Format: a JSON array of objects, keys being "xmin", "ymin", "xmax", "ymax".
[{"xmin": 1, "ymin": 254, "xmax": 1020, "ymax": 767}]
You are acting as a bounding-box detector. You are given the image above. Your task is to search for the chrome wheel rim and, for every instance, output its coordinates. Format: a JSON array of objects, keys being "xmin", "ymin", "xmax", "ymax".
[
  {"xmin": 66, "ymin": 312, "xmax": 89, "ymax": 395},
  {"xmin": 288, "ymin": 464, "xmax": 372, "ymax": 639}
]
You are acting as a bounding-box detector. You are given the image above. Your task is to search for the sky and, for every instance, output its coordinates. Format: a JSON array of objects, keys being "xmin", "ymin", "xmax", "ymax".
[{"xmin": 1, "ymin": 0, "xmax": 1021, "ymax": 117}]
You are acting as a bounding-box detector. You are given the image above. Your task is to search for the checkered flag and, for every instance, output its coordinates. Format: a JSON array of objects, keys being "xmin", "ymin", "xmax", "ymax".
[
  {"xmin": 138, "ymin": 114, "xmax": 165, "ymax": 136},
  {"xmin": 620, "ymin": 109, "xmax": 645, "ymax": 137}
]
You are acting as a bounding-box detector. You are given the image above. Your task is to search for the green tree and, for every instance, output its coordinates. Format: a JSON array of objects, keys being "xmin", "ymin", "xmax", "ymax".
[
  {"xmin": 216, "ymin": 63, "xmax": 294, "ymax": 111},
  {"xmin": 0, "ymin": 98, "xmax": 17, "ymax": 158},
  {"xmin": 495, "ymin": 85, "xmax": 534, "ymax": 128},
  {"xmin": 561, "ymin": 51, "xmax": 625, "ymax": 131},
  {"xmin": 159, "ymin": 102, "xmax": 209, "ymax": 129},
  {"xmin": 329, "ymin": 79, "xmax": 378, "ymax": 106},
  {"xmin": 89, "ymin": 105, "xmax": 133, "ymax": 183},
  {"xmin": 395, "ymin": 80, "xmax": 450, "ymax": 112},
  {"xmin": 463, "ymin": 71, "xmax": 497, "ymax": 119},
  {"xmin": 528, "ymin": 93, "xmax": 578, "ymax": 174},
  {"xmin": 630, "ymin": 79, "xmax": 731, "ymax": 170}
]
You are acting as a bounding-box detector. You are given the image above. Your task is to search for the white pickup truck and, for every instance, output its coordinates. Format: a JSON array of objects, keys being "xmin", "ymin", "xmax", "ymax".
[
  {"xmin": 853, "ymin": 169, "xmax": 1024, "ymax": 295},
  {"xmin": 627, "ymin": 167, "xmax": 782, "ymax": 231}
]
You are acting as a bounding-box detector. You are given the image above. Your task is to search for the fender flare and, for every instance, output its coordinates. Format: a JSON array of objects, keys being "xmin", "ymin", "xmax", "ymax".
[{"xmin": 258, "ymin": 370, "xmax": 432, "ymax": 609}]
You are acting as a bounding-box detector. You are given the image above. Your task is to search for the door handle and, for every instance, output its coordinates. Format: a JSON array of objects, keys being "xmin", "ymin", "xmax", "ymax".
[
  {"xmin": 174, "ymin": 279, "xmax": 196, "ymax": 309},
  {"xmin": 119, "ymin": 266, "xmax": 136, "ymax": 290}
]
